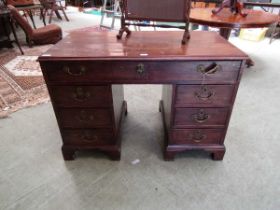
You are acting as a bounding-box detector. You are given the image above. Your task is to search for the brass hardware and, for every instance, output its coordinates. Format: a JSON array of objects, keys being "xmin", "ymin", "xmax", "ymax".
[
  {"xmin": 136, "ymin": 63, "xmax": 145, "ymax": 75},
  {"xmin": 197, "ymin": 63, "xmax": 221, "ymax": 74},
  {"xmin": 188, "ymin": 130, "xmax": 206, "ymax": 143},
  {"xmin": 195, "ymin": 85, "xmax": 214, "ymax": 101},
  {"xmin": 72, "ymin": 87, "xmax": 90, "ymax": 102},
  {"xmin": 77, "ymin": 110, "xmax": 94, "ymax": 122},
  {"xmin": 81, "ymin": 131, "xmax": 98, "ymax": 142},
  {"xmin": 63, "ymin": 65, "xmax": 86, "ymax": 76},
  {"xmin": 193, "ymin": 109, "xmax": 209, "ymax": 123}
]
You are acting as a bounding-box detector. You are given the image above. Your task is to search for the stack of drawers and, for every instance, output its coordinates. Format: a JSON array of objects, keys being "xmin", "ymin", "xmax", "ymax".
[
  {"xmin": 41, "ymin": 62, "xmax": 126, "ymax": 160},
  {"xmin": 162, "ymin": 60, "xmax": 244, "ymax": 160}
]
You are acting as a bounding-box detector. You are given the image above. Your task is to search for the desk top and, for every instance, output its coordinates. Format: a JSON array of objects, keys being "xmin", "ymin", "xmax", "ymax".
[
  {"xmin": 190, "ymin": 8, "xmax": 279, "ymax": 28},
  {"xmin": 39, "ymin": 31, "xmax": 248, "ymax": 61}
]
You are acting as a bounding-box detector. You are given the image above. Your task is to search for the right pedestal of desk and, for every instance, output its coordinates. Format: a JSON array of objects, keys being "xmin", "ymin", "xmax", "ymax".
[{"xmin": 161, "ymin": 61, "xmax": 245, "ymax": 161}]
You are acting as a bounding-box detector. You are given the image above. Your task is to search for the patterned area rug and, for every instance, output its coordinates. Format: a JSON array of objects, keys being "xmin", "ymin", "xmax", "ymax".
[
  {"xmin": 0, "ymin": 45, "xmax": 52, "ymax": 118},
  {"xmin": 0, "ymin": 26, "xmax": 107, "ymax": 118}
]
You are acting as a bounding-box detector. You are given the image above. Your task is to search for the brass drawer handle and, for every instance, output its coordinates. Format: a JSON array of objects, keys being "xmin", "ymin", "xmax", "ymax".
[
  {"xmin": 63, "ymin": 65, "xmax": 86, "ymax": 76},
  {"xmin": 136, "ymin": 63, "xmax": 145, "ymax": 75},
  {"xmin": 192, "ymin": 109, "xmax": 209, "ymax": 123},
  {"xmin": 72, "ymin": 87, "xmax": 91, "ymax": 102},
  {"xmin": 197, "ymin": 63, "xmax": 221, "ymax": 75},
  {"xmin": 81, "ymin": 131, "xmax": 98, "ymax": 142},
  {"xmin": 195, "ymin": 86, "xmax": 214, "ymax": 101},
  {"xmin": 188, "ymin": 130, "xmax": 206, "ymax": 143},
  {"xmin": 76, "ymin": 110, "xmax": 94, "ymax": 122}
]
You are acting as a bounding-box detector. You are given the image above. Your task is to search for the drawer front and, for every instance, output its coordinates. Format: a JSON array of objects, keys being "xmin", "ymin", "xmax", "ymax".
[
  {"xmin": 174, "ymin": 107, "xmax": 229, "ymax": 127},
  {"xmin": 171, "ymin": 129, "xmax": 224, "ymax": 145},
  {"xmin": 41, "ymin": 61, "xmax": 241, "ymax": 84},
  {"xmin": 57, "ymin": 108, "xmax": 113, "ymax": 128},
  {"xmin": 62, "ymin": 129, "xmax": 114, "ymax": 145},
  {"xmin": 49, "ymin": 86, "xmax": 112, "ymax": 107},
  {"xmin": 175, "ymin": 85, "xmax": 235, "ymax": 107},
  {"xmin": 149, "ymin": 61, "xmax": 240, "ymax": 83}
]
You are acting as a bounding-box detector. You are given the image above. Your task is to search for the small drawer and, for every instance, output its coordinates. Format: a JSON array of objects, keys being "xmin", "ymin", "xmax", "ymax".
[
  {"xmin": 49, "ymin": 86, "xmax": 112, "ymax": 107},
  {"xmin": 175, "ymin": 85, "xmax": 235, "ymax": 107},
  {"xmin": 174, "ymin": 107, "xmax": 229, "ymax": 128},
  {"xmin": 57, "ymin": 108, "xmax": 113, "ymax": 128},
  {"xmin": 41, "ymin": 60, "xmax": 241, "ymax": 84},
  {"xmin": 62, "ymin": 129, "xmax": 113, "ymax": 145},
  {"xmin": 171, "ymin": 129, "xmax": 224, "ymax": 145}
]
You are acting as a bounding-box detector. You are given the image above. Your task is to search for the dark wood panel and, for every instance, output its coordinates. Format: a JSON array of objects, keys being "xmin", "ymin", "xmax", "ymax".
[
  {"xmin": 174, "ymin": 107, "xmax": 229, "ymax": 128},
  {"xmin": 175, "ymin": 85, "xmax": 235, "ymax": 107},
  {"xmin": 49, "ymin": 86, "xmax": 112, "ymax": 107},
  {"xmin": 171, "ymin": 129, "xmax": 224, "ymax": 145},
  {"xmin": 57, "ymin": 108, "xmax": 113, "ymax": 128}
]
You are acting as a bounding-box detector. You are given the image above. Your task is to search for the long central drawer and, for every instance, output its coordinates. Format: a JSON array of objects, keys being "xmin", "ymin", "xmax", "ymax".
[{"xmin": 41, "ymin": 60, "xmax": 241, "ymax": 84}]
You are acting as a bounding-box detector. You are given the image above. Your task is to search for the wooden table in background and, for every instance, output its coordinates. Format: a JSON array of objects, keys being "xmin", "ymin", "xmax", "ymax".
[
  {"xmin": 190, "ymin": 8, "xmax": 279, "ymax": 39},
  {"xmin": 190, "ymin": 8, "xmax": 279, "ymax": 66}
]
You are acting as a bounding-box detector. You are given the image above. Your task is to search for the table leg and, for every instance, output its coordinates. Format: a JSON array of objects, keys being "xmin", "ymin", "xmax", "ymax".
[
  {"xmin": 219, "ymin": 28, "xmax": 231, "ymax": 39},
  {"xmin": 40, "ymin": 8, "xmax": 46, "ymax": 26},
  {"xmin": 219, "ymin": 27, "xmax": 254, "ymax": 67},
  {"xmin": 55, "ymin": 10, "xmax": 62, "ymax": 20}
]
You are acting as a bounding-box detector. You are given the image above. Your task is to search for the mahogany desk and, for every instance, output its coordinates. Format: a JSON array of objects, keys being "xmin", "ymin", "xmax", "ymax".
[{"xmin": 39, "ymin": 31, "xmax": 248, "ymax": 161}]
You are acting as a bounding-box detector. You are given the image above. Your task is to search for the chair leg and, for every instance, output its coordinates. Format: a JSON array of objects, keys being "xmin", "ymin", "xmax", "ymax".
[
  {"xmin": 270, "ymin": 23, "xmax": 278, "ymax": 44},
  {"xmin": 61, "ymin": 8, "xmax": 69, "ymax": 21},
  {"xmin": 49, "ymin": 9, "xmax": 54, "ymax": 24},
  {"xmin": 27, "ymin": 10, "xmax": 36, "ymax": 29},
  {"xmin": 9, "ymin": 17, "xmax": 24, "ymax": 54},
  {"xmin": 55, "ymin": 10, "xmax": 62, "ymax": 19},
  {"xmin": 40, "ymin": 8, "xmax": 46, "ymax": 26}
]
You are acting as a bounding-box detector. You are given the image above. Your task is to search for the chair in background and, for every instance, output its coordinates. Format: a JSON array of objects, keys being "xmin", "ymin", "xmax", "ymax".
[
  {"xmin": 40, "ymin": 0, "xmax": 69, "ymax": 23},
  {"xmin": 7, "ymin": 0, "xmax": 46, "ymax": 28},
  {"xmin": 8, "ymin": 4, "xmax": 62, "ymax": 46}
]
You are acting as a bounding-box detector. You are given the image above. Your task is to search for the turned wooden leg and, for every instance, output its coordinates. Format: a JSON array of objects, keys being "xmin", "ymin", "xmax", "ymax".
[
  {"xmin": 211, "ymin": 149, "xmax": 225, "ymax": 161},
  {"xmin": 219, "ymin": 28, "xmax": 232, "ymax": 40},
  {"xmin": 106, "ymin": 150, "xmax": 121, "ymax": 161},
  {"xmin": 62, "ymin": 146, "xmax": 76, "ymax": 161},
  {"xmin": 164, "ymin": 151, "xmax": 176, "ymax": 161}
]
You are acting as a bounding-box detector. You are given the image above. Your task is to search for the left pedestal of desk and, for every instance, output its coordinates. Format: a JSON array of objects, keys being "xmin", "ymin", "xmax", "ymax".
[{"xmin": 40, "ymin": 62, "xmax": 126, "ymax": 160}]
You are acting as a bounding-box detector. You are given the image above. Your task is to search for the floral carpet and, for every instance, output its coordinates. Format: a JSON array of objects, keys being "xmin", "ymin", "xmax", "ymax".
[{"xmin": 0, "ymin": 45, "xmax": 52, "ymax": 118}]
